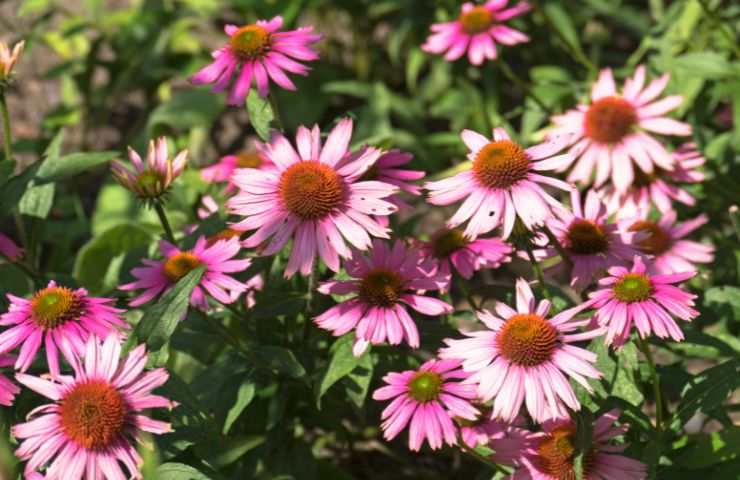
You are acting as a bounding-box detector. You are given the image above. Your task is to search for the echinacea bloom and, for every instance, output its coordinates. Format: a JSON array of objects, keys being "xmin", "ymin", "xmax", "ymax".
[
  {"xmin": 13, "ymin": 335, "xmax": 174, "ymax": 479},
  {"xmin": 548, "ymin": 66, "xmax": 691, "ymax": 192},
  {"xmin": 422, "ymin": 1, "xmax": 531, "ymax": 65},
  {"xmin": 372, "ymin": 359, "xmax": 478, "ymax": 451},
  {"xmin": 600, "ymin": 143, "xmax": 706, "ymax": 219},
  {"xmin": 111, "ymin": 137, "xmax": 187, "ymax": 201},
  {"xmin": 0, "ymin": 355, "xmax": 19, "ymax": 406},
  {"xmin": 426, "ymin": 128, "xmax": 573, "ymax": 239},
  {"xmin": 315, "ymin": 240, "xmax": 452, "ymax": 356},
  {"xmin": 201, "ymin": 148, "xmax": 274, "ymax": 193},
  {"xmin": 500, "ymin": 409, "xmax": 647, "ymax": 480},
  {"xmin": 362, "ymin": 149, "xmax": 425, "ymax": 217},
  {"xmin": 440, "ymin": 279, "xmax": 602, "ymax": 423},
  {"xmin": 0, "ymin": 40, "xmax": 24, "ymax": 81},
  {"xmin": 545, "ymin": 189, "xmax": 638, "ymax": 290},
  {"xmin": 228, "ymin": 118, "xmax": 399, "ymax": 277},
  {"xmin": 419, "ymin": 227, "xmax": 512, "ymax": 287},
  {"xmin": 589, "ymin": 256, "xmax": 698, "ymax": 347},
  {"xmin": 0, "ymin": 232, "xmax": 23, "ymax": 261},
  {"xmin": 120, "ymin": 236, "xmax": 250, "ymax": 310},
  {"xmin": 0, "ymin": 281, "xmax": 125, "ymax": 377},
  {"xmin": 190, "ymin": 16, "xmax": 321, "ymax": 105},
  {"xmin": 458, "ymin": 411, "xmax": 513, "ymax": 448},
  {"xmin": 625, "ymin": 211, "xmax": 714, "ymax": 275}
]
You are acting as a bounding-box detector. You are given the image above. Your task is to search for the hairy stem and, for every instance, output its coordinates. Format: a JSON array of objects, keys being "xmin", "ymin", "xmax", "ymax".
[
  {"xmin": 636, "ymin": 335, "xmax": 664, "ymax": 432},
  {"xmin": 0, "ymin": 92, "xmax": 12, "ymax": 162},
  {"xmin": 153, "ymin": 202, "xmax": 177, "ymax": 244},
  {"xmin": 525, "ymin": 242, "xmax": 550, "ymax": 299}
]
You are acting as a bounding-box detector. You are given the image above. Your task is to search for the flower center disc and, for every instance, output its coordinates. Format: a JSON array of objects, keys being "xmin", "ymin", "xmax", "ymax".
[
  {"xmin": 358, "ymin": 268, "xmax": 404, "ymax": 307},
  {"xmin": 408, "ymin": 371, "xmax": 443, "ymax": 403},
  {"xmin": 163, "ymin": 252, "xmax": 202, "ymax": 282},
  {"xmin": 60, "ymin": 380, "xmax": 127, "ymax": 450},
  {"xmin": 236, "ymin": 152, "xmax": 263, "ymax": 169},
  {"xmin": 613, "ymin": 273, "xmax": 653, "ymax": 302},
  {"xmin": 473, "ymin": 140, "xmax": 530, "ymax": 190},
  {"xmin": 460, "ymin": 6, "xmax": 494, "ymax": 34},
  {"xmin": 628, "ymin": 220, "xmax": 671, "ymax": 255},
  {"xmin": 536, "ymin": 426, "xmax": 595, "ymax": 480},
  {"xmin": 31, "ymin": 286, "xmax": 83, "ymax": 330},
  {"xmin": 279, "ymin": 161, "xmax": 345, "ymax": 220},
  {"xmin": 206, "ymin": 228, "xmax": 242, "ymax": 247},
  {"xmin": 432, "ymin": 228, "xmax": 469, "ymax": 258},
  {"xmin": 136, "ymin": 169, "xmax": 165, "ymax": 191},
  {"xmin": 230, "ymin": 25, "xmax": 271, "ymax": 59},
  {"xmin": 496, "ymin": 314, "xmax": 558, "ymax": 367},
  {"xmin": 566, "ymin": 219, "xmax": 609, "ymax": 255},
  {"xmin": 584, "ymin": 96, "xmax": 637, "ymax": 144}
]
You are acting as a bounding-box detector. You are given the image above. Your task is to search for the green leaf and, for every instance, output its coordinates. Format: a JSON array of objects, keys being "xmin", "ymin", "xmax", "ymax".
[
  {"xmin": 543, "ymin": 3, "xmax": 587, "ymax": 61},
  {"xmin": 316, "ymin": 334, "xmax": 364, "ymax": 407},
  {"xmin": 251, "ymin": 346, "xmax": 306, "ymax": 378},
  {"xmin": 199, "ymin": 435, "xmax": 265, "ymax": 468},
  {"xmin": 148, "ymin": 89, "xmax": 224, "ymax": 133},
  {"xmin": 155, "ymin": 462, "xmax": 213, "ymax": 480},
  {"xmin": 223, "ymin": 380, "xmax": 256, "ymax": 434},
  {"xmin": 134, "ymin": 266, "xmax": 205, "ymax": 353},
  {"xmin": 674, "ymin": 428, "xmax": 740, "ymax": 469},
  {"xmin": 672, "ymin": 53, "xmax": 739, "ymax": 80},
  {"xmin": 18, "ymin": 183, "xmax": 55, "ymax": 218},
  {"xmin": 346, "ymin": 351, "xmax": 373, "ymax": 408},
  {"xmin": 36, "ymin": 151, "xmax": 118, "ymax": 183},
  {"xmin": 245, "ymin": 89, "xmax": 274, "ymax": 141},
  {"xmin": 671, "ymin": 358, "xmax": 740, "ymax": 429},
  {"xmin": 73, "ymin": 222, "xmax": 154, "ymax": 294}
]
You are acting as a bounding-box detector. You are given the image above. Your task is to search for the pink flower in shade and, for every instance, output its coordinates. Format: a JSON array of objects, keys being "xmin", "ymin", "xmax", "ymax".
[
  {"xmin": 362, "ymin": 149, "xmax": 425, "ymax": 217},
  {"xmin": 418, "ymin": 227, "xmax": 512, "ymax": 288},
  {"xmin": 203, "ymin": 227, "xmax": 264, "ymax": 308},
  {"xmin": 422, "ymin": 1, "xmax": 531, "ymax": 66},
  {"xmin": 440, "ymin": 279, "xmax": 602, "ymax": 423},
  {"xmin": 458, "ymin": 412, "xmax": 513, "ymax": 448},
  {"xmin": 600, "ymin": 143, "xmax": 706, "ymax": 219},
  {"xmin": 119, "ymin": 236, "xmax": 251, "ymax": 310},
  {"xmin": 12, "ymin": 335, "xmax": 174, "ymax": 479},
  {"xmin": 190, "ymin": 16, "xmax": 321, "ymax": 105},
  {"xmin": 111, "ymin": 137, "xmax": 188, "ymax": 201},
  {"xmin": 0, "ymin": 281, "xmax": 125, "ymax": 377},
  {"xmin": 499, "ymin": 409, "xmax": 647, "ymax": 480},
  {"xmin": 0, "ymin": 355, "xmax": 20, "ymax": 406},
  {"xmin": 624, "ymin": 211, "xmax": 714, "ymax": 275},
  {"xmin": 201, "ymin": 147, "xmax": 275, "ymax": 193},
  {"xmin": 425, "ymin": 128, "xmax": 573, "ymax": 240},
  {"xmin": 315, "ymin": 240, "xmax": 452, "ymax": 356},
  {"xmin": 0, "ymin": 232, "xmax": 23, "ymax": 261},
  {"xmin": 548, "ymin": 66, "xmax": 691, "ymax": 192},
  {"xmin": 544, "ymin": 189, "xmax": 639, "ymax": 290},
  {"xmin": 228, "ymin": 118, "xmax": 399, "ymax": 278},
  {"xmin": 372, "ymin": 359, "xmax": 479, "ymax": 451},
  {"xmin": 589, "ymin": 256, "xmax": 698, "ymax": 347}
]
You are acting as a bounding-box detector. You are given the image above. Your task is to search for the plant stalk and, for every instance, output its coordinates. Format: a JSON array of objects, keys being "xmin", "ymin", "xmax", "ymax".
[
  {"xmin": 636, "ymin": 335, "xmax": 664, "ymax": 432},
  {"xmin": 496, "ymin": 58, "xmax": 552, "ymax": 115},
  {"xmin": 0, "ymin": 92, "xmax": 13, "ymax": 162},
  {"xmin": 152, "ymin": 201, "xmax": 177, "ymax": 245}
]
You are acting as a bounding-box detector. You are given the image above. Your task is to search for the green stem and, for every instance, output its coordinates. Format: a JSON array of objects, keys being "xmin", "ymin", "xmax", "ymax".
[
  {"xmin": 268, "ymin": 93, "xmax": 284, "ymax": 131},
  {"xmin": 496, "ymin": 58, "xmax": 552, "ymax": 115},
  {"xmin": 460, "ymin": 445, "xmax": 505, "ymax": 473},
  {"xmin": 152, "ymin": 202, "xmax": 176, "ymax": 244},
  {"xmin": 303, "ymin": 263, "xmax": 318, "ymax": 341},
  {"xmin": 532, "ymin": 1, "xmax": 597, "ymax": 72},
  {"xmin": 541, "ymin": 224, "xmax": 574, "ymax": 270},
  {"xmin": 524, "ymin": 242, "xmax": 550, "ymax": 299},
  {"xmin": 636, "ymin": 336, "xmax": 664, "ymax": 432},
  {"xmin": 0, "ymin": 92, "xmax": 13, "ymax": 162},
  {"xmin": 698, "ymin": 0, "xmax": 740, "ymax": 58}
]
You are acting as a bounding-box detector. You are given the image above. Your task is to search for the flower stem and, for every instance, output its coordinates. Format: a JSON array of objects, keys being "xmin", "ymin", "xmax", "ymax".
[
  {"xmin": 636, "ymin": 335, "xmax": 664, "ymax": 432},
  {"xmin": 541, "ymin": 224, "xmax": 574, "ymax": 270},
  {"xmin": 524, "ymin": 242, "xmax": 550, "ymax": 299},
  {"xmin": 496, "ymin": 58, "xmax": 552, "ymax": 115},
  {"xmin": 0, "ymin": 92, "xmax": 13, "ymax": 162},
  {"xmin": 152, "ymin": 202, "xmax": 176, "ymax": 245},
  {"xmin": 303, "ymin": 263, "xmax": 317, "ymax": 341},
  {"xmin": 460, "ymin": 445, "xmax": 506, "ymax": 473}
]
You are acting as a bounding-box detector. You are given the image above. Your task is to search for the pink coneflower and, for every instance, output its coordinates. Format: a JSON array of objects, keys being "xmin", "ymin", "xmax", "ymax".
[
  {"xmin": 600, "ymin": 143, "xmax": 706, "ymax": 219},
  {"xmin": 12, "ymin": 335, "xmax": 174, "ymax": 479},
  {"xmin": 0, "ymin": 355, "xmax": 19, "ymax": 406},
  {"xmin": 589, "ymin": 255, "xmax": 698, "ymax": 347},
  {"xmin": 0, "ymin": 281, "xmax": 125, "ymax": 377},
  {"xmin": 0, "ymin": 232, "xmax": 23, "ymax": 261},
  {"xmin": 545, "ymin": 189, "xmax": 638, "ymax": 290},
  {"xmin": 0, "ymin": 40, "xmax": 24, "ymax": 80},
  {"xmin": 111, "ymin": 137, "xmax": 188, "ymax": 202},
  {"xmin": 228, "ymin": 119, "xmax": 398, "ymax": 278},
  {"xmin": 362, "ymin": 149, "xmax": 425, "ymax": 219},
  {"xmin": 201, "ymin": 147, "xmax": 274, "ymax": 193},
  {"xmin": 119, "ymin": 236, "xmax": 251, "ymax": 310},
  {"xmin": 501, "ymin": 409, "xmax": 647, "ymax": 479},
  {"xmin": 315, "ymin": 240, "xmax": 452, "ymax": 356},
  {"xmin": 419, "ymin": 227, "xmax": 512, "ymax": 287},
  {"xmin": 372, "ymin": 359, "xmax": 478, "ymax": 451},
  {"xmin": 440, "ymin": 279, "xmax": 602, "ymax": 423},
  {"xmin": 422, "ymin": 1, "xmax": 531, "ymax": 65},
  {"xmin": 190, "ymin": 16, "xmax": 321, "ymax": 105},
  {"xmin": 625, "ymin": 211, "xmax": 714, "ymax": 275},
  {"xmin": 426, "ymin": 128, "xmax": 573, "ymax": 239},
  {"xmin": 458, "ymin": 411, "xmax": 514, "ymax": 448},
  {"xmin": 549, "ymin": 66, "xmax": 691, "ymax": 192}
]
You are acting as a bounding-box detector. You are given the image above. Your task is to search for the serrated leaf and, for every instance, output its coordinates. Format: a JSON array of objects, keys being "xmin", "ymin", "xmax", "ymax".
[
  {"xmin": 155, "ymin": 462, "xmax": 213, "ymax": 480},
  {"xmin": 317, "ymin": 334, "xmax": 365, "ymax": 407},
  {"xmin": 671, "ymin": 358, "xmax": 740, "ymax": 430},
  {"xmin": 223, "ymin": 380, "xmax": 255, "ymax": 434},
  {"xmin": 245, "ymin": 89, "xmax": 274, "ymax": 141}
]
